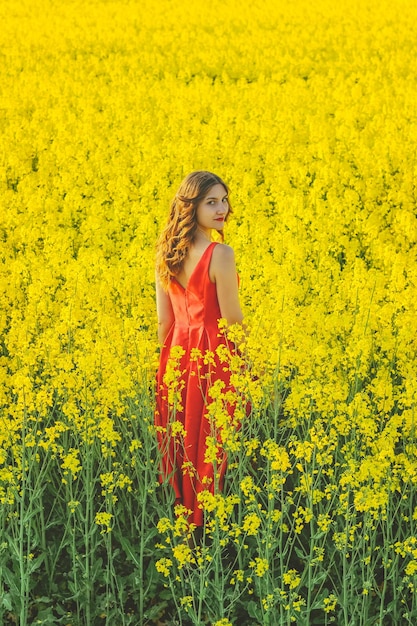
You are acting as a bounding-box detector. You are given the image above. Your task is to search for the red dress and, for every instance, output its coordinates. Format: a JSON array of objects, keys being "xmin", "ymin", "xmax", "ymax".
[{"xmin": 155, "ymin": 242, "xmax": 237, "ymax": 526}]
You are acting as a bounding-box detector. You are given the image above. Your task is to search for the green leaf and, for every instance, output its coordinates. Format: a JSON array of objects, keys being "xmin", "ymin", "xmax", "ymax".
[
  {"xmin": 311, "ymin": 570, "xmax": 328, "ymax": 586},
  {"xmin": 27, "ymin": 553, "xmax": 46, "ymax": 575},
  {"xmin": 1, "ymin": 566, "xmax": 20, "ymax": 596},
  {"xmin": 144, "ymin": 600, "xmax": 168, "ymax": 620},
  {"xmin": 1, "ymin": 593, "xmax": 13, "ymax": 611},
  {"xmin": 295, "ymin": 545, "xmax": 309, "ymax": 562},
  {"xmin": 247, "ymin": 599, "xmax": 263, "ymax": 622}
]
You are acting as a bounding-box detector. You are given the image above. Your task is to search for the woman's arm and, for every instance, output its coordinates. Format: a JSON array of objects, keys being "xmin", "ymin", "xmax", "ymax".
[
  {"xmin": 155, "ymin": 273, "xmax": 175, "ymax": 344},
  {"xmin": 211, "ymin": 244, "xmax": 244, "ymax": 325}
]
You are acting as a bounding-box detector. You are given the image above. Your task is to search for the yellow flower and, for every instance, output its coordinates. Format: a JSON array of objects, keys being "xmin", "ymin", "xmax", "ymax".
[
  {"xmin": 157, "ymin": 517, "xmax": 173, "ymax": 534},
  {"xmin": 204, "ymin": 436, "xmax": 221, "ymax": 465},
  {"xmin": 155, "ymin": 558, "xmax": 173, "ymax": 577},
  {"xmin": 249, "ymin": 557, "xmax": 269, "ymax": 577},
  {"xmin": 129, "ymin": 439, "xmax": 142, "ymax": 452},
  {"xmin": 230, "ymin": 569, "xmax": 244, "ymax": 585},
  {"xmin": 190, "ymin": 348, "xmax": 202, "ymax": 361},
  {"xmin": 283, "ymin": 569, "xmax": 301, "ymax": 590},
  {"xmin": 172, "ymin": 543, "xmax": 194, "ymax": 569},
  {"xmin": 405, "ymin": 561, "xmax": 417, "ymax": 576},
  {"xmin": 242, "ymin": 512, "xmax": 261, "ymax": 536},
  {"xmin": 163, "ymin": 346, "xmax": 186, "ymax": 411},
  {"xmin": 317, "ymin": 513, "xmax": 332, "ymax": 533},
  {"xmin": 170, "ymin": 420, "xmax": 187, "ymax": 438},
  {"xmin": 67, "ymin": 500, "xmax": 80, "ymax": 513},
  {"xmin": 95, "ymin": 512, "xmax": 113, "ymax": 534},
  {"xmin": 240, "ymin": 476, "xmax": 256, "ymax": 499},
  {"xmin": 323, "ymin": 594, "xmax": 338, "ymax": 613},
  {"xmin": 60, "ymin": 449, "xmax": 81, "ymax": 482}
]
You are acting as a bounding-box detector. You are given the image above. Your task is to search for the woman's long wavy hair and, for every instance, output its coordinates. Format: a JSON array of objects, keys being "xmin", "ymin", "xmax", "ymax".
[{"xmin": 156, "ymin": 171, "xmax": 232, "ymax": 289}]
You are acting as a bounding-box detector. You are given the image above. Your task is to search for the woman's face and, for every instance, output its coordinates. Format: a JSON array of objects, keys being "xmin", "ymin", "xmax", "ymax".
[{"xmin": 196, "ymin": 184, "xmax": 229, "ymax": 234}]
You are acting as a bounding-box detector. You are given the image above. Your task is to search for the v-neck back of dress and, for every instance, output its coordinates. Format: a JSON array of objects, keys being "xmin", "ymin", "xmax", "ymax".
[
  {"xmin": 173, "ymin": 242, "xmax": 215, "ymax": 291},
  {"xmin": 168, "ymin": 241, "xmax": 221, "ymax": 340}
]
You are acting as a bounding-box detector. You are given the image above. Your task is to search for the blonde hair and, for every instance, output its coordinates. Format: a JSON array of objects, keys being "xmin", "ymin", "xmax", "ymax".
[{"xmin": 156, "ymin": 171, "xmax": 231, "ymax": 289}]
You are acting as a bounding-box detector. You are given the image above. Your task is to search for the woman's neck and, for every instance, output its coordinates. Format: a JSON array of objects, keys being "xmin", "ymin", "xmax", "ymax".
[{"xmin": 195, "ymin": 227, "xmax": 212, "ymax": 244}]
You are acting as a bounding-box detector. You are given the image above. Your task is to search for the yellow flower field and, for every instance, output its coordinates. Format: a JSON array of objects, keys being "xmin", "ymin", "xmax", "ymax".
[{"xmin": 1, "ymin": 0, "xmax": 417, "ymax": 624}]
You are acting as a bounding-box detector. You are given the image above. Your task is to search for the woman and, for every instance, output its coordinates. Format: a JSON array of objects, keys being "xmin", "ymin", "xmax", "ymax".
[{"xmin": 155, "ymin": 170, "xmax": 245, "ymax": 527}]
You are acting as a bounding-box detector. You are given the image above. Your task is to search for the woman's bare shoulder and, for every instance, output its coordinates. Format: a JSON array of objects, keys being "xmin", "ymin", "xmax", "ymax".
[
  {"xmin": 210, "ymin": 243, "xmax": 236, "ymax": 280},
  {"xmin": 212, "ymin": 242, "xmax": 235, "ymax": 263}
]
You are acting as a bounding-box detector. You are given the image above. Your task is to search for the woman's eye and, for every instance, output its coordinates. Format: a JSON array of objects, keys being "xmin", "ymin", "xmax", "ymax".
[{"xmin": 222, "ymin": 198, "xmax": 228, "ymax": 203}]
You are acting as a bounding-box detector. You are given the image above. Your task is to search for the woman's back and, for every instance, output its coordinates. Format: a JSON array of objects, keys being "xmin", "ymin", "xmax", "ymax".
[
  {"xmin": 175, "ymin": 241, "xmax": 216, "ymax": 290},
  {"xmin": 166, "ymin": 242, "xmax": 221, "ymax": 337}
]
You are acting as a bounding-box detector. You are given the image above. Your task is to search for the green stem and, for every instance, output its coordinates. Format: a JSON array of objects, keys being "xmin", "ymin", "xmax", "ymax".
[
  {"xmin": 84, "ymin": 442, "xmax": 93, "ymax": 626},
  {"xmin": 19, "ymin": 406, "xmax": 29, "ymax": 626}
]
